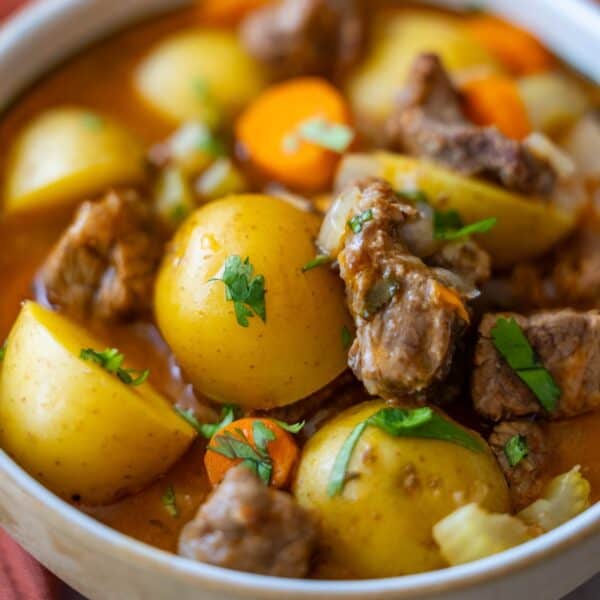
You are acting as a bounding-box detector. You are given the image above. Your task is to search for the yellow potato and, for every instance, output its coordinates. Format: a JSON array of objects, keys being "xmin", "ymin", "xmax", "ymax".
[
  {"xmin": 135, "ymin": 29, "xmax": 266, "ymax": 126},
  {"xmin": 294, "ymin": 401, "xmax": 510, "ymax": 578},
  {"xmin": 342, "ymin": 152, "xmax": 574, "ymax": 267},
  {"xmin": 0, "ymin": 302, "xmax": 195, "ymax": 505},
  {"xmin": 154, "ymin": 195, "xmax": 352, "ymax": 409},
  {"xmin": 3, "ymin": 108, "xmax": 146, "ymax": 214},
  {"xmin": 347, "ymin": 10, "xmax": 501, "ymax": 129}
]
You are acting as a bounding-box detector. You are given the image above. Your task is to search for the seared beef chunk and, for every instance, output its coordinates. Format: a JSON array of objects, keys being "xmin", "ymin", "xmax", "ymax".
[
  {"xmin": 472, "ymin": 310, "xmax": 600, "ymax": 421},
  {"xmin": 385, "ymin": 54, "xmax": 556, "ymax": 196},
  {"xmin": 338, "ymin": 178, "xmax": 471, "ymax": 399},
  {"xmin": 178, "ymin": 466, "xmax": 317, "ymax": 577},
  {"xmin": 39, "ymin": 189, "xmax": 162, "ymax": 322},
  {"xmin": 489, "ymin": 420, "xmax": 549, "ymax": 510},
  {"xmin": 240, "ymin": 0, "xmax": 364, "ymax": 79}
]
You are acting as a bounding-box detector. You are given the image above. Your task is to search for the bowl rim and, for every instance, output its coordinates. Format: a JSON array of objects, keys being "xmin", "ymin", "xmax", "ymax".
[{"xmin": 0, "ymin": 0, "xmax": 599, "ymax": 597}]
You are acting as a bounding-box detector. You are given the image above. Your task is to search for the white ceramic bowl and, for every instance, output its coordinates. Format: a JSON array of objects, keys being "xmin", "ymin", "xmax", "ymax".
[{"xmin": 0, "ymin": 1, "xmax": 599, "ymax": 599}]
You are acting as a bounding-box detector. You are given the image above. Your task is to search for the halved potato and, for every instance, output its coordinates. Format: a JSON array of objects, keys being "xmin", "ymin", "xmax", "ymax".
[
  {"xmin": 337, "ymin": 153, "xmax": 576, "ymax": 266},
  {"xmin": 0, "ymin": 302, "xmax": 195, "ymax": 505},
  {"xmin": 347, "ymin": 10, "xmax": 502, "ymax": 129},
  {"xmin": 3, "ymin": 108, "xmax": 146, "ymax": 214},
  {"xmin": 135, "ymin": 29, "xmax": 266, "ymax": 126}
]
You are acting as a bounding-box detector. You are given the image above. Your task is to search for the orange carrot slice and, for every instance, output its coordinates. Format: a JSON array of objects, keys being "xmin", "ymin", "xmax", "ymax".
[
  {"xmin": 464, "ymin": 16, "xmax": 554, "ymax": 76},
  {"xmin": 461, "ymin": 75, "xmax": 532, "ymax": 140},
  {"xmin": 236, "ymin": 77, "xmax": 353, "ymax": 191},
  {"xmin": 204, "ymin": 418, "xmax": 300, "ymax": 488}
]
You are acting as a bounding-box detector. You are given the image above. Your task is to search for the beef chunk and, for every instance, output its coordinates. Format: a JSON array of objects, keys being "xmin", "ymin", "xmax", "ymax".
[
  {"xmin": 338, "ymin": 178, "xmax": 471, "ymax": 399},
  {"xmin": 489, "ymin": 420, "xmax": 549, "ymax": 510},
  {"xmin": 39, "ymin": 189, "xmax": 162, "ymax": 322},
  {"xmin": 178, "ymin": 466, "xmax": 317, "ymax": 577},
  {"xmin": 385, "ymin": 53, "xmax": 556, "ymax": 196},
  {"xmin": 472, "ymin": 310, "xmax": 600, "ymax": 421},
  {"xmin": 240, "ymin": 0, "xmax": 364, "ymax": 79}
]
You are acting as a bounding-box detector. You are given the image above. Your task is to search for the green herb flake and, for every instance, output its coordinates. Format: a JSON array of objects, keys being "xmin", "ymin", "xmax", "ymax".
[
  {"xmin": 81, "ymin": 112, "xmax": 104, "ymax": 130},
  {"xmin": 341, "ymin": 325, "xmax": 353, "ymax": 350},
  {"xmin": 170, "ymin": 203, "xmax": 189, "ymax": 223},
  {"xmin": 302, "ymin": 254, "xmax": 332, "ymax": 273},
  {"xmin": 504, "ymin": 434, "xmax": 529, "ymax": 467},
  {"xmin": 210, "ymin": 255, "xmax": 266, "ymax": 327},
  {"xmin": 161, "ymin": 485, "xmax": 179, "ymax": 518},
  {"xmin": 80, "ymin": 348, "xmax": 149, "ymax": 386},
  {"xmin": 0, "ymin": 345, "xmax": 5, "ymax": 361},
  {"xmin": 271, "ymin": 419, "xmax": 305, "ymax": 434},
  {"xmin": 328, "ymin": 407, "xmax": 484, "ymax": 497},
  {"xmin": 284, "ymin": 117, "xmax": 354, "ymax": 154},
  {"xmin": 347, "ymin": 208, "xmax": 373, "ymax": 234},
  {"xmin": 491, "ymin": 317, "xmax": 561, "ymax": 412},
  {"xmin": 208, "ymin": 425, "xmax": 274, "ymax": 485},
  {"xmin": 361, "ymin": 278, "xmax": 398, "ymax": 319},
  {"xmin": 433, "ymin": 210, "xmax": 497, "ymax": 241},
  {"xmin": 175, "ymin": 404, "xmax": 237, "ymax": 438},
  {"xmin": 191, "ymin": 78, "xmax": 210, "ymax": 101}
]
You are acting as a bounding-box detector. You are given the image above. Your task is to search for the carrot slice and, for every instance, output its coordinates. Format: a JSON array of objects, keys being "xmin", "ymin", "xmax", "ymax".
[
  {"xmin": 204, "ymin": 418, "xmax": 300, "ymax": 488},
  {"xmin": 194, "ymin": 0, "xmax": 273, "ymax": 25},
  {"xmin": 235, "ymin": 77, "xmax": 353, "ymax": 191},
  {"xmin": 461, "ymin": 75, "xmax": 532, "ymax": 140},
  {"xmin": 464, "ymin": 16, "xmax": 554, "ymax": 76}
]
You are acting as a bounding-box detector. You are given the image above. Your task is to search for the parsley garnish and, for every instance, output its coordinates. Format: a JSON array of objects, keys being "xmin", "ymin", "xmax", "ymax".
[
  {"xmin": 161, "ymin": 485, "xmax": 179, "ymax": 518},
  {"xmin": 361, "ymin": 278, "xmax": 398, "ymax": 319},
  {"xmin": 347, "ymin": 209, "xmax": 373, "ymax": 234},
  {"xmin": 491, "ymin": 318, "xmax": 560, "ymax": 412},
  {"xmin": 504, "ymin": 434, "xmax": 529, "ymax": 467},
  {"xmin": 170, "ymin": 203, "xmax": 189, "ymax": 223},
  {"xmin": 0, "ymin": 344, "xmax": 5, "ymax": 361},
  {"xmin": 80, "ymin": 348, "xmax": 149, "ymax": 386},
  {"xmin": 302, "ymin": 254, "xmax": 332, "ymax": 272},
  {"xmin": 271, "ymin": 419, "xmax": 305, "ymax": 434},
  {"xmin": 175, "ymin": 404, "xmax": 237, "ymax": 438},
  {"xmin": 209, "ymin": 422, "xmax": 275, "ymax": 485},
  {"xmin": 283, "ymin": 116, "xmax": 354, "ymax": 154},
  {"xmin": 328, "ymin": 407, "xmax": 484, "ymax": 496},
  {"xmin": 341, "ymin": 325, "xmax": 353, "ymax": 349},
  {"xmin": 433, "ymin": 210, "xmax": 496, "ymax": 241},
  {"xmin": 210, "ymin": 256, "xmax": 266, "ymax": 327}
]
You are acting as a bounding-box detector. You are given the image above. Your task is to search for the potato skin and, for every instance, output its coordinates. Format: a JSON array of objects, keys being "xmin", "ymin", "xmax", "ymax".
[
  {"xmin": 135, "ymin": 29, "xmax": 266, "ymax": 126},
  {"xmin": 154, "ymin": 195, "xmax": 351, "ymax": 409},
  {"xmin": 3, "ymin": 108, "xmax": 146, "ymax": 214},
  {"xmin": 294, "ymin": 401, "xmax": 510, "ymax": 578},
  {"xmin": 0, "ymin": 302, "xmax": 195, "ymax": 505}
]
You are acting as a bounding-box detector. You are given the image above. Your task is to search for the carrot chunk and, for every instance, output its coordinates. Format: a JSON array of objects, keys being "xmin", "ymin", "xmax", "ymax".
[
  {"xmin": 461, "ymin": 75, "xmax": 532, "ymax": 140},
  {"xmin": 204, "ymin": 418, "xmax": 300, "ymax": 488},
  {"xmin": 195, "ymin": 0, "xmax": 273, "ymax": 25},
  {"xmin": 235, "ymin": 77, "xmax": 353, "ymax": 191},
  {"xmin": 464, "ymin": 16, "xmax": 554, "ymax": 76}
]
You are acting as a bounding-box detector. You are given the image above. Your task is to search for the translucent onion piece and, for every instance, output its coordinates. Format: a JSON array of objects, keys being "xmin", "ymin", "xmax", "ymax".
[
  {"xmin": 432, "ymin": 267, "xmax": 480, "ymax": 300},
  {"xmin": 433, "ymin": 503, "xmax": 531, "ymax": 566},
  {"xmin": 333, "ymin": 154, "xmax": 381, "ymax": 192},
  {"xmin": 317, "ymin": 185, "xmax": 362, "ymax": 257},
  {"xmin": 518, "ymin": 466, "xmax": 591, "ymax": 531},
  {"xmin": 524, "ymin": 132, "xmax": 575, "ymax": 180},
  {"xmin": 562, "ymin": 115, "xmax": 600, "ymax": 179}
]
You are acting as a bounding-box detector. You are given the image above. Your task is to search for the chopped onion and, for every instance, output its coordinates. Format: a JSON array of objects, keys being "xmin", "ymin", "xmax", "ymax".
[
  {"xmin": 334, "ymin": 154, "xmax": 381, "ymax": 192},
  {"xmin": 317, "ymin": 185, "xmax": 362, "ymax": 257},
  {"xmin": 432, "ymin": 267, "xmax": 480, "ymax": 300},
  {"xmin": 524, "ymin": 132, "xmax": 575, "ymax": 180},
  {"xmin": 562, "ymin": 114, "xmax": 600, "ymax": 179}
]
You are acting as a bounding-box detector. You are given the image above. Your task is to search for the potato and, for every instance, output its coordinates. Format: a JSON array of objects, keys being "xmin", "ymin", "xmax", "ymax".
[
  {"xmin": 294, "ymin": 401, "xmax": 510, "ymax": 578},
  {"xmin": 135, "ymin": 29, "xmax": 266, "ymax": 126},
  {"xmin": 519, "ymin": 72, "xmax": 589, "ymax": 137},
  {"xmin": 3, "ymin": 108, "xmax": 146, "ymax": 214},
  {"xmin": 337, "ymin": 152, "xmax": 575, "ymax": 267},
  {"xmin": 347, "ymin": 10, "xmax": 501, "ymax": 129},
  {"xmin": 0, "ymin": 302, "xmax": 195, "ymax": 505},
  {"xmin": 154, "ymin": 194, "xmax": 352, "ymax": 409}
]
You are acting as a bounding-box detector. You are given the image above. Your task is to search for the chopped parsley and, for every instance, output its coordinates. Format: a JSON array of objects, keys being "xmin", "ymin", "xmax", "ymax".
[
  {"xmin": 361, "ymin": 278, "xmax": 398, "ymax": 319},
  {"xmin": 283, "ymin": 116, "xmax": 354, "ymax": 154},
  {"xmin": 328, "ymin": 407, "xmax": 484, "ymax": 497},
  {"xmin": 271, "ymin": 419, "xmax": 305, "ymax": 434},
  {"xmin": 341, "ymin": 325, "xmax": 353, "ymax": 350},
  {"xmin": 347, "ymin": 208, "xmax": 373, "ymax": 234},
  {"xmin": 175, "ymin": 404, "xmax": 237, "ymax": 438},
  {"xmin": 504, "ymin": 434, "xmax": 529, "ymax": 467},
  {"xmin": 209, "ymin": 422, "xmax": 275, "ymax": 485},
  {"xmin": 433, "ymin": 210, "xmax": 497, "ymax": 241},
  {"xmin": 302, "ymin": 254, "xmax": 332, "ymax": 273},
  {"xmin": 491, "ymin": 317, "xmax": 561, "ymax": 412},
  {"xmin": 170, "ymin": 203, "xmax": 189, "ymax": 223},
  {"xmin": 210, "ymin": 255, "xmax": 266, "ymax": 327},
  {"xmin": 161, "ymin": 485, "xmax": 179, "ymax": 518},
  {"xmin": 79, "ymin": 348, "xmax": 149, "ymax": 386},
  {"xmin": 0, "ymin": 344, "xmax": 5, "ymax": 361}
]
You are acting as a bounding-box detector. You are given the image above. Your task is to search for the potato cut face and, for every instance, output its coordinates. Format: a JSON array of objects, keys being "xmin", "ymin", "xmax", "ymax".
[{"xmin": 0, "ymin": 302, "xmax": 195, "ymax": 505}]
